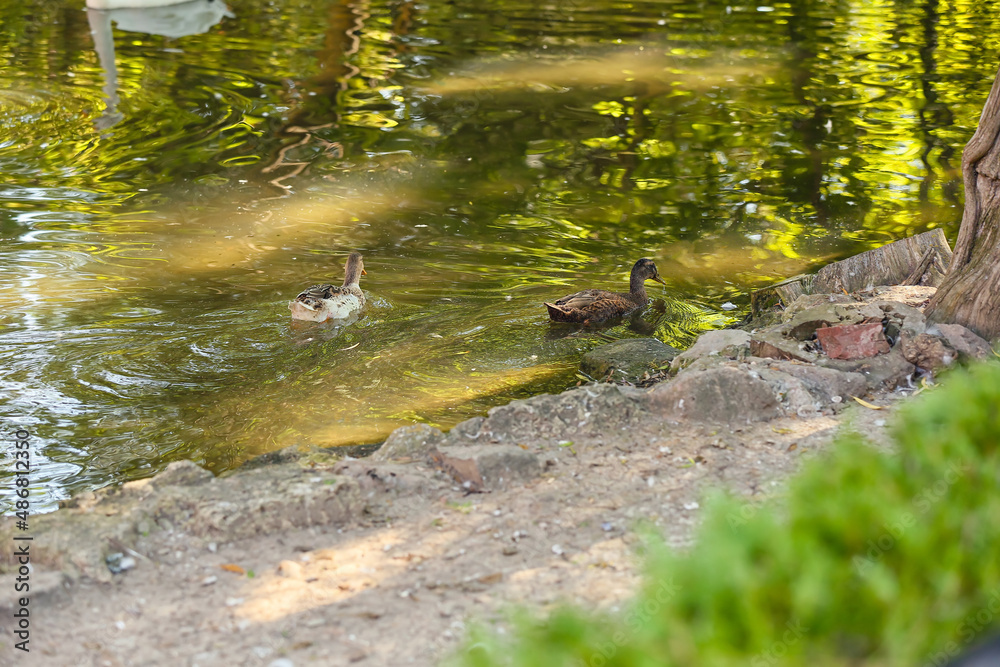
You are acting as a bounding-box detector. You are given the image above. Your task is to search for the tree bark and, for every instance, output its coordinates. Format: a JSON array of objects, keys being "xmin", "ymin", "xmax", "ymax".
[{"xmin": 925, "ymin": 64, "xmax": 1000, "ymax": 340}]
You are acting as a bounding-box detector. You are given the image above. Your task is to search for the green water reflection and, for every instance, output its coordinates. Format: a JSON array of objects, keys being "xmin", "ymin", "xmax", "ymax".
[{"xmin": 1, "ymin": 0, "xmax": 998, "ymax": 511}]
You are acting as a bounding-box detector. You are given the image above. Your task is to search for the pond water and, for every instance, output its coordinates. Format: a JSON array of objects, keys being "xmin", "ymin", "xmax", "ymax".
[{"xmin": 1, "ymin": 0, "xmax": 999, "ymax": 512}]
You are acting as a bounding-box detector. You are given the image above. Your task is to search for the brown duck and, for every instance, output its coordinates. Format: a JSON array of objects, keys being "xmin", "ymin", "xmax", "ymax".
[
  {"xmin": 545, "ymin": 258, "xmax": 666, "ymax": 324},
  {"xmin": 289, "ymin": 252, "xmax": 367, "ymax": 322}
]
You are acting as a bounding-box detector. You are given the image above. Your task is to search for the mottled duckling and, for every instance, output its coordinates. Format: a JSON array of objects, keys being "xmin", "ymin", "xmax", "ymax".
[
  {"xmin": 545, "ymin": 258, "xmax": 666, "ymax": 324},
  {"xmin": 290, "ymin": 252, "xmax": 367, "ymax": 322}
]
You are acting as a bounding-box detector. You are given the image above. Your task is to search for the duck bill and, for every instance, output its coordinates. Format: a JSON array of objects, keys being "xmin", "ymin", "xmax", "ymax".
[
  {"xmin": 361, "ymin": 269, "xmax": 368, "ymax": 275},
  {"xmin": 652, "ymin": 275, "xmax": 666, "ymax": 285}
]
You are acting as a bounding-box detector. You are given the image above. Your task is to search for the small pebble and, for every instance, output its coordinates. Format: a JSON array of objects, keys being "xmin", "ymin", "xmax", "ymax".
[
  {"xmin": 201, "ymin": 576, "xmax": 218, "ymax": 586},
  {"xmin": 277, "ymin": 560, "xmax": 302, "ymax": 577},
  {"xmin": 269, "ymin": 659, "xmax": 295, "ymax": 667},
  {"xmin": 225, "ymin": 597, "xmax": 244, "ymax": 607},
  {"xmin": 601, "ymin": 522, "xmax": 613, "ymax": 532},
  {"xmin": 832, "ymin": 395, "xmax": 843, "ymax": 403},
  {"xmin": 106, "ymin": 552, "xmax": 137, "ymax": 574},
  {"xmin": 720, "ymin": 302, "xmax": 737, "ymax": 311},
  {"xmin": 874, "ymin": 419, "xmax": 886, "ymax": 427},
  {"xmin": 551, "ymin": 544, "xmax": 564, "ymax": 556},
  {"xmin": 683, "ymin": 501, "xmax": 699, "ymax": 510},
  {"xmin": 502, "ymin": 545, "xmax": 518, "ymax": 556}
]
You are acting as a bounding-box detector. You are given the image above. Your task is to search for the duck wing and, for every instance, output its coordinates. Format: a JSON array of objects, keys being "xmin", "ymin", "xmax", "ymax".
[
  {"xmin": 551, "ymin": 289, "xmax": 618, "ymax": 310},
  {"xmin": 295, "ymin": 284, "xmax": 349, "ymax": 300},
  {"xmin": 293, "ymin": 284, "xmax": 358, "ymax": 308}
]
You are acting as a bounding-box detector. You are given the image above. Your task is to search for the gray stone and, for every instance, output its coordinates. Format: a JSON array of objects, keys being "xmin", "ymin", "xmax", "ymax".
[
  {"xmin": 819, "ymin": 347, "xmax": 915, "ymax": 390},
  {"xmin": 372, "ymin": 423, "xmax": 445, "ymax": 462},
  {"xmin": 149, "ymin": 460, "xmax": 214, "ymax": 489},
  {"xmin": 449, "ymin": 416, "xmax": 486, "ymax": 442},
  {"xmin": 2, "ymin": 463, "xmax": 363, "ymax": 584},
  {"xmin": 872, "ymin": 300, "xmax": 927, "ymax": 342},
  {"xmin": 749, "ymin": 331, "xmax": 819, "ymax": 363},
  {"xmin": 768, "ymin": 362, "xmax": 867, "ymax": 404},
  {"xmin": 674, "ymin": 354, "xmax": 736, "ymax": 376},
  {"xmin": 481, "ymin": 383, "xmax": 647, "ymax": 444},
  {"xmin": 647, "ymin": 366, "xmax": 782, "ymax": 425},
  {"xmin": 750, "ymin": 366, "xmax": 825, "ymax": 418},
  {"xmin": 178, "ymin": 468, "xmax": 363, "ymax": 540},
  {"xmin": 782, "ymin": 293, "xmax": 856, "ymax": 321},
  {"xmin": 670, "ymin": 329, "xmax": 750, "ymax": 373},
  {"xmin": 931, "ymin": 323, "xmax": 992, "ymax": 362},
  {"xmin": 0, "ymin": 570, "xmax": 67, "ymax": 610},
  {"xmin": 581, "ymin": 338, "xmax": 679, "ymax": 383},
  {"xmin": 753, "ymin": 361, "xmax": 867, "ymax": 416},
  {"xmin": 440, "ymin": 445, "xmax": 541, "ymax": 490}
]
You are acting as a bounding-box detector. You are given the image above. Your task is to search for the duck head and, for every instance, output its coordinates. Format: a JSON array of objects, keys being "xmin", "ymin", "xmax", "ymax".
[
  {"xmin": 344, "ymin": 252, "xmax": 367, "ymax": 287},
  {"xmin": 631, "ymin": 258, "xmax": 666, "ymax": 286}
]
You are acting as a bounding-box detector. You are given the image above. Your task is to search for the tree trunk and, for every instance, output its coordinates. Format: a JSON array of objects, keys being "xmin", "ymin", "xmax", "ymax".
[{"xmin": 924, "ymin": 64, "xmax": 1000, "ymax": 340}]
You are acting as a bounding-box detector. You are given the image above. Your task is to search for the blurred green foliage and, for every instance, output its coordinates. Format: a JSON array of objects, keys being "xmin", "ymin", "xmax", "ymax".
[{"xmin": 457, "ymin": 362, "xmax": 1000, "ymax": 667}]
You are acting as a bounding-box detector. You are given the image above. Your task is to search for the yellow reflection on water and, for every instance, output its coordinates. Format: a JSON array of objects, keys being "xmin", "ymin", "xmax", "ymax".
[{"xmin": 423, "ymin": 48, "xmax": 773, "ymax": 96}]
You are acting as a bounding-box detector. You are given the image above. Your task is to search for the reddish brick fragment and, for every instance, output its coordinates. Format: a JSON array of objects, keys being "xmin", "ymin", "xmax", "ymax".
[{"xmin": 816, "ymin": 322, "xmax": 890, "ymax": 360}]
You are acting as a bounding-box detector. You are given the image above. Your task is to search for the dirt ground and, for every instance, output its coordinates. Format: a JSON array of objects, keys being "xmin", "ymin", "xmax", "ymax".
[{"xmin": 4, "ymin": 386, "xmax": 906, "ymax": 667}]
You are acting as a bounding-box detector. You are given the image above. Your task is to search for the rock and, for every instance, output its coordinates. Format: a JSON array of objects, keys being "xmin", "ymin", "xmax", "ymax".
[
  {"xmin": 240, "ymin": 444, "xmax": 308, "ymax": 468},
  {"xmin": 783, "ymin": 303, "xmax": 883, "ymax": 341},
  {"xmin": 749, "ymin": 331, "xmax": 819, "ymax": 363},
  {"xmin": 0, "ymin": 570, "xmax": 67, "ymax": 610},
  {"xmin": 931, "ymin": 323, "xmax": 992, "ymax": 362},
  {"xmin": 673, "ymin": 354, "xmax": 737, "ymax": 375},
  {"xmin": 580, "ymin": 338, "xmax": 679, "ymax": 383},
  {"xmin": 670, "ymin": 330, "xmax": 750, "ymax": 373},
  {"xmin": 479, "ymin": 383, "xmax": 647, "ymax": 444},
  {"xmin": 647, "ymin": 366, "xmax": 782, "ymax": 425},
  {"xmin": 434, "ymin": 445, "xmax": 541, "ymax": 490},
  {"xmin": 449, "ymin": 416, "xmax": 486, "ymax": 442},
  {"xmin": 105, "ymin": 553, "xmax": 136, "ymax": 574},
  {"xmin": 428, "ymin": 448, "xmax": 486, "ymax": 493},
  {"xmin": 0, "ymin": 461, "xmax": 365, "ymax": 585},
  {"xmin": 900, "ymin": 332, "xmax": 957, "ymax": 372},
  {"xmin": 816, "ymin": 322, "xmax": 890, "ymax": 360},
  {"xmin": 178, "ymin": 469, "xmax": 363, "ymax": 540},
  {"xmin": 751, "ymin": 366, "xmax": 828, "ymax": 418},
  {"xmin": 372, "ymin": 424, "xmax": 445, "ymax": 462},
  {"xmin": 149, "ymin": 460, "xmax": 213, "ymax": 489},
  {"xmin": 819, "ymin": 347, "xmax": 915, "ymax": 390},
  {"xmin": 873, "ymin": 300, "xmax": 927, "ymax": 342},
  {"xmin": 277, "ymin": 560, "xmax": 303, "ymax": 578},
  {"xmin": 781, "ymin": 293, "xmax": 857, "ymax": 321},
  {"xmin": 764, "ymin": 361, "xmax": 867, "ymax": 407}
]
